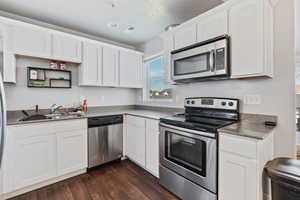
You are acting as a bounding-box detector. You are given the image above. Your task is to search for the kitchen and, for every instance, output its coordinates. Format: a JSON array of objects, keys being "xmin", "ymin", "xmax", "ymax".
[{"xmin": 0, "ymin": 0, "xmax": 297, "ymax": 200}]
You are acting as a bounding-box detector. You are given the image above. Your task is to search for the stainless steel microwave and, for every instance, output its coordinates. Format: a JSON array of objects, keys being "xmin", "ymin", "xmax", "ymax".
[{"xmin": 171, "ymin": 35, "xmax": 230, "ymax": 83}]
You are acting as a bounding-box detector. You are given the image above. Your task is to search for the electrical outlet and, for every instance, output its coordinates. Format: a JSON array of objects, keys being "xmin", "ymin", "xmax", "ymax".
[{"xmin": 244, "ymin": 95, "xmax": 261, "ymax": 105}]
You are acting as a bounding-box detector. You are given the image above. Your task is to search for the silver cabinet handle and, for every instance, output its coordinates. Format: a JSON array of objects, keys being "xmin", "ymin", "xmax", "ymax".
[{"xmin": 209, "ymin": 50, "xmax": 215, "ymax": 72}]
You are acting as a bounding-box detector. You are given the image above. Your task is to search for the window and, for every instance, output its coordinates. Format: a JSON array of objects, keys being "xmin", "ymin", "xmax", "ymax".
[{"xmin": 147, "ymin": 56, "xmax": 172, "ymax": 100}]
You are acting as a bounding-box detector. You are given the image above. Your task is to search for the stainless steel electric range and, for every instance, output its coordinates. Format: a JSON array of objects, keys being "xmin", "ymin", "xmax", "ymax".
[{"xmin": 159, "ymin": 97, "xmax": 240, "ymax": 200}]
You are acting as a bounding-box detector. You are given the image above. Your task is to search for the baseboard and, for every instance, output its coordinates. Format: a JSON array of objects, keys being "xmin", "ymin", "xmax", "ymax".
[
  {"xmin": 3, "ymin": 169, "xmax": 86, "ymax": 199},
  {"xmin": 126, "ymin": 157, "xmax": 159, "ymax": 178}
]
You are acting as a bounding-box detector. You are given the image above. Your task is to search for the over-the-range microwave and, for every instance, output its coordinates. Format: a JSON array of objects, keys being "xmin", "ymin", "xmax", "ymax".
[{"xmin": 171, "ymin": 35, "xmax": 230, "ymax": 83}]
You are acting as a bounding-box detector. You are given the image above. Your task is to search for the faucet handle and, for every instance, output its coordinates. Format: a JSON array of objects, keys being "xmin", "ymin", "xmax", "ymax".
[{"xmin": 35, "ymin": 105, "xmax": 39, "ymax": 113}]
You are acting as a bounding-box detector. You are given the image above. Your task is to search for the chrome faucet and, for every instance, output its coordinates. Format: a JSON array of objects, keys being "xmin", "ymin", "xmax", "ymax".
[{"xmin": 50, "ymin": 104, "xmax": 63, "ymax": 114}]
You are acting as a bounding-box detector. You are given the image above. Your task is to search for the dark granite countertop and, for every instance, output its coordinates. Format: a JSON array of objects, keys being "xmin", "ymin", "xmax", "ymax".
[
  {"xmin": 7, "ymin": 105, "xmax": 277, "ymax": 140},
  {"xmin": 7, "ymin": 105, "xmax": 175, "ymax": 126},
  {"xmin": 218, "ymin": 113, "xmax": 277, "ymax": 140}
]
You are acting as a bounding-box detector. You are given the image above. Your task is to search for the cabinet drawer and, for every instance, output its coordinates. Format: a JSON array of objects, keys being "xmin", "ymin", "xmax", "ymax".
[
  {"xmin": 219, "ymin": 134, "xmax": 257, "ymax": 159},
  {"xmin": 10, "ymin": 119, "xmax": 87, "ymax": 139},
  {"xmin": 126, "ymin": 115, "xmax": 145, "ymax": 128},
  {"xmin": 146, "ymin": 119, "xmax": 159, "ymax": 132}
]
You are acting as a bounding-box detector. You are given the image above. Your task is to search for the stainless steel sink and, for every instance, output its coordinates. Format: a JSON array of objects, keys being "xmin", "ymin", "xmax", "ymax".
[{"xmin": 20, "ymin": 114, "xmax": 50, "ymax": 121}]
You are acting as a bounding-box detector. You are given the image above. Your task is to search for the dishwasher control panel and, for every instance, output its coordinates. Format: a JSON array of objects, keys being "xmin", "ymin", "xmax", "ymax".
[{"xmin": 88, "ymin": 115, "xmax": 123, "ymax": 128}]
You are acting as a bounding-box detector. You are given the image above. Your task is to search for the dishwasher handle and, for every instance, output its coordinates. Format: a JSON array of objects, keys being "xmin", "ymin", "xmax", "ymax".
[{"xmin": 88, "ymin": 115, "xmax": 123, "ymax": 128}]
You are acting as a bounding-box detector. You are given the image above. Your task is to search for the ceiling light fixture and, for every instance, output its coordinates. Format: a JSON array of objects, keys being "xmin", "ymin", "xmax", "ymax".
[
  {"xmin": 107, "ymin": 22, "xmax": 119, "ymax": 29},
  {"xmin": 123, "ymin": 26, "xmax": 135, "ymax": 34}
]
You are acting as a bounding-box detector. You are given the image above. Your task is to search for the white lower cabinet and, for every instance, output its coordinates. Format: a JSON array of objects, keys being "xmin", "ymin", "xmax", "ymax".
[
  {"xmin": 126, "ymin": 121, "xmax": 146, "ymax": 167},
  {"xmin": 219, "ymin": 133, "xmax": 274, "ymax": 200},
  {"xmin": 13, "ymin": 134, "xmax": 57, "ymax": 191},
  {"xmin": 145, "ymin": 119, "xmax": 159, "ymax": 177},
  {"xmin": 125, "ymin": 115, "xmax": 159, "ymax": 177},
  {"xmin": 57, "ymin": 130, "xmax": 87, "ymax": 176},
  {"xmin": 219, "ymin": 151, "xmax": 257, "ymax": 200},
  {"xmin": 3, "ymin": 119, "xmax": 87, "ymax": 196}
]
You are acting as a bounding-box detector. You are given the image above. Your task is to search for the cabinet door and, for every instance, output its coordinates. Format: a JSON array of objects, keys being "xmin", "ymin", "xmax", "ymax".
[
  {"xmin": 57, "ymin": 130, "xmax": 87, "ymax": 176},
  {"xmin": 103, "ymin": 46, "xmax": 119, "ymax": 86},
  {"xmin": 174, "ymin": 23, "xmax": 197, "ymax": 50},
  {"xmin": 219, "ymin": 151, "xmax": 257, "ymax": 200},
  {"xmin": 52, "ymin": 34, "xmax": 82, "ymax": 63},
  {"xmin": 13, "ymin": 135, "xmax": 57, "ymax": 190},
  {"xmin": 0, "ymin": 24, "xmax": 17, "ymax": 83},
  {"xmin": 126, "ymin": 124, "xmax": 146, "ymax": 167},
  {"xmin": 11, "ymin": 25, "xmax": 52, "ymax": 58},
  {"xmin": 126, "ymin": 116, "xmax": 146, "ymax": 167},
  {"xmin": 119, "ymin": 51, "xmax": 142, "ymax": 88},
  {"xmin": 161, "ymin": 31, "xmax": 175, "ymax": 84},
  {"xmin": 229, "ymin": 0, "xmax": 264, "ymax": 78},
  {"xmin": 146, "ymin": 119, "xmax": 159, "ymax": 177},
  {"xmin": 197, "ymin": 11, "xmax": 228, "ymax": 42},
  {"xmin": 79, "ymin": 41, "xmax": 102, "ymax": 86}
]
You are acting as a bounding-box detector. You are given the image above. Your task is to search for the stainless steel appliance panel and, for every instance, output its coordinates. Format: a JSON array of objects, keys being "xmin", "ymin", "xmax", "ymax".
[
  {"xmin": 171, "ymin": 35, "xmax": 229, "ymax": 82},
  {"xmin": 0, "ymin": 74, "xmax": 6, "ymax": 168},
  {"xmin": 88, "ymin": 123, "xmax": 123, "ymax": 168},
  {"xmin": 159, "ymin": 123, "xmax": 217, "ymax": 193},
  {"xmin": 159, "ymin": 165, "xmax": 216, "ymax": 200}
]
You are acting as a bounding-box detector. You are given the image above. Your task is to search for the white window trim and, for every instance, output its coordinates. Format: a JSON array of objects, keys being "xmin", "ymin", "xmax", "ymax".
[{"xmin": 142, "ymin": 53, "xmax": 174, "ymax": 103}]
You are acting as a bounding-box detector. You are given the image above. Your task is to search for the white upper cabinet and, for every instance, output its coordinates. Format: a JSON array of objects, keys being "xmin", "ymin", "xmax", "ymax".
[
  {"xmin": 102, "ymin": 46, "xmax": 119, "ymax": 87},
  {"xmin": 161, "ymin": 31, "xmax": 175, "ymax": 85},
  {"xmin": 52, "ymin": 34, "xmax": 82, "ymax": 63},
  {"xmin": 79, "ymin": 41, "xmax": 102, "ymax": 86},
  {"xmin": 229, "ymin": 0, "xmax": 267, "ymax": 78},
  {"xmin": 119, "ymin": 50, "xmax": 142, "ymax": 88},
  {"xmin": 162, "ymin": 0, "xmax": 274, "ymax": 80},
  {"xmin": 10, "ymin": 25, "xmax": 52, "ymax": 58},
  {"xmin": 228, "ymin": 0, "xmax": 274, "ymax": 78},
  {"xmin": 197, "ymin": 11, "xmax": 228, "ymax": 42},
  {"xmin": 0, "ymin": 23, "xmax": 16, "ymax": 83},
  {"xmin": 174, "ymin": 22, "xmax": 197, "ymax": 50}
]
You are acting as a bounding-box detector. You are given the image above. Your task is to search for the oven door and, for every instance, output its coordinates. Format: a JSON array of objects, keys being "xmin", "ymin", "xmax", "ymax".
[
  {"xmin": 171, "ymin": 43, "xmax": 216, "ymax": 81},
  {"xmin": 159, "ymin": 123, "xmax": 217, "ymax": 193}
]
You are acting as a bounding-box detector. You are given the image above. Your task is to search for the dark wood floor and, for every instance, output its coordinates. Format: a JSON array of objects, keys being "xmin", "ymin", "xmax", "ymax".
[{"xmin": 9, "ymin": 160, "xmax": 179, "ymax": 200}]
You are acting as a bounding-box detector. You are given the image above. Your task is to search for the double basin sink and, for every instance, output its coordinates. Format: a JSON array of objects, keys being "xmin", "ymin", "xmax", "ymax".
[{"xmin": 19, "ymin": 112, "xmax": 84, "ymax": 122}]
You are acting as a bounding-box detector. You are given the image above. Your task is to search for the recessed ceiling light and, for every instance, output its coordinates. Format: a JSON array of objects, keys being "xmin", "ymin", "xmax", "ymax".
[
  {"xmin": 123, "ymin": 26, "xmax": 135, "ymax": 34},
  {"xmin": 107, "ymin": 22, "xmax": 119, "ymax": 29}
]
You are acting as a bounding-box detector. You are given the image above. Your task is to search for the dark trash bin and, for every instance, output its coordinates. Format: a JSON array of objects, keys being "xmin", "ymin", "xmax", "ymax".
[{"xmin": 265, "ymin": 158, "xmax": 300, "ymax": 200}]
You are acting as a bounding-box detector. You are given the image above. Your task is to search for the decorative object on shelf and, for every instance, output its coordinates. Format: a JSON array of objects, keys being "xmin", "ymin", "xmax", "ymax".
[
  {"xmin": 29, "ymin": 69, "xmax": 38, "ymax": 80},
  {"xmin": 27, "ymin": 67, "xmax": 72, "ymax": 89},
  {"xmin": 59, "ymin": 62, "xmax": 67, "ymax": 70},
  {"xmin": 49, "ymin": 60, "xmax": 58, "ymax": 69}
]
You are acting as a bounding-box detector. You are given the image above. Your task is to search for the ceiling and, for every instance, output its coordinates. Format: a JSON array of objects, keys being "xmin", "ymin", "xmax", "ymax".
[{"xmin": 0, "ymin": 0, "xmax": 223, "ymax": 47}]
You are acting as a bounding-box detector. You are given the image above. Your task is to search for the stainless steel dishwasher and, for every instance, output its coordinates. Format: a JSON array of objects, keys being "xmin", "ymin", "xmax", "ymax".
[{"xmin": 88, "ymin": 115, "xmax": 123, "ymax": 168}]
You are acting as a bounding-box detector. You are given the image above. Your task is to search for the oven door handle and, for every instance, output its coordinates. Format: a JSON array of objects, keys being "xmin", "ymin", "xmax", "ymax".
[{"xmin": 159, "ymin": 122, "xmax": 216, "ymax": 138}]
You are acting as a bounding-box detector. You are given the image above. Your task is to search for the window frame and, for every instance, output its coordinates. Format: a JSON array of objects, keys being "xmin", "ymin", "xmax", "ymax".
[{"xmin": 143, "ymin": 53, "xmax": 174, "ymax": 102}]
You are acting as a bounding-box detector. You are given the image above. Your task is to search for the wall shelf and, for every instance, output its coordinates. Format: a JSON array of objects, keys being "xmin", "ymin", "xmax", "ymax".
[{"xmin": 27, "ymin": 67, "xmax": 72, "ymax": 89}]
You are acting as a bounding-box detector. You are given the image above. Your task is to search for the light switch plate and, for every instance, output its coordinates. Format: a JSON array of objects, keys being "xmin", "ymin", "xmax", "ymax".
[{"xmin": 244, "ymin": 95, "xmax": 261, "ymax": 105}]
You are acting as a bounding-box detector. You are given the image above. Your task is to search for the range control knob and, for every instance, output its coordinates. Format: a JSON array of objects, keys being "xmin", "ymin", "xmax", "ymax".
[
  {"xmin": 221, "ymin": 102, "xmax": 227, "ymax": 106},
  {"xmin": 191, "ymin": 101, "xmax": 195, "ymax": 104},
  {"xmin": 228, "ymin": 102, "xmax": 234, "ymax": 106},
  {"xmin": 187, "ymin": 100, "xmax": 190, "ymax": 104}
]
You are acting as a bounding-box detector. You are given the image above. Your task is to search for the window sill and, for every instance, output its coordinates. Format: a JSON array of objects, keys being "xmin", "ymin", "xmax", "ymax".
[{"xmin": 142, "ymin": 98, "xmax": 175, "ymax": 103}]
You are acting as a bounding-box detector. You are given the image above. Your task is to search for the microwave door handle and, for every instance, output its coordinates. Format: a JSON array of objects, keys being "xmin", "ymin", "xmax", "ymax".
[{"xmin": 209, "ymin": 50, "xmax": 215, "ymax": 72}]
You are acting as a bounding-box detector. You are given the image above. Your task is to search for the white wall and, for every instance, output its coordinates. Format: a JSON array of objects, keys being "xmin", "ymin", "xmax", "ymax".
[
  {"xmin": 138, "ymin": 0, "xmax": 296, "ymax": 158},
  {"xmin": 4, "ymin": 56, "xmax": 137, "ymax": 110},
  {"xmin": 296, "ymin": 0, "xmax": 300, "ymax": 57}
]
